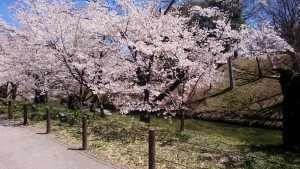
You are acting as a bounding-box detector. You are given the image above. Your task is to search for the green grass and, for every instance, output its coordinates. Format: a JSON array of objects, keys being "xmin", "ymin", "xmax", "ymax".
[
  {"xmin": 1, "ymin": 100, "xmax": 299, "ymax": 168},
  {"xmin": 189, "ymin": 55, "xmax": 294, "ymax": 128},
  {"xmin": 0, "ymin": 55, "xmax": 299, "ymax": 168}
]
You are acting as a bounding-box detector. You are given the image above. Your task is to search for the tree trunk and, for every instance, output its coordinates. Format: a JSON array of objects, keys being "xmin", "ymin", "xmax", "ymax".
[
  {"xmin": 68, "ymin": 94, "xmax": 80, "ymax": 109},
  {"xmin": 8, "ymin": 82, "xmax": 18, "ymax": 100},
  {"xmin": 140, "ymin": 111, "xmax": 150, "ymax": 123},
  {"xmin": 89, "ymin": 94, "xmax": 98, "ymax": 112},
  {"xmin": 11, "ymin": 85, "xmax": 17, "ymax": 100},
  {"xmin": 277, "ymin": 68, "xmax": 300, "ymax": 152},
  {"xmin": 89, "ymin": 102, "xmax": 96, "ymax": 112},
  {"xmin": 79, "ymin": 83, "xmax": 83, "ymax": 109},
  {"xmin": 154, "ymin": 79, "xmax": 182, "ymax": 102},
  {"xmin": 289, "ymin": 52, "xmax": 300, "ymax": 73},
  {"xmin": 140, "ymin": 89, "xmax": 150, "ymax": 123},
  {"xmin": 34, "ymin": 89, "xmax": 48, "ymax": 104},
  {"xmin": 228, "ymin": 56, "xmax": 235, "ymax": 90},
  {"xmin": 0, "ymin": 83, "xmax": 8, "ymax": 98},
  {"xmin": 180, "ymin": 111, "xmax": 185, "ymax": 132},
  {"xmin": 154, "ymin": 68, "xmax": 186, "ymax": 102},
  {"xmin": 99, "ymin": 102, "xmax": 105, "ymax": 118},
  {"xmin": 256, "ymin": 57, "xmax": 263, "ymax": 78}
]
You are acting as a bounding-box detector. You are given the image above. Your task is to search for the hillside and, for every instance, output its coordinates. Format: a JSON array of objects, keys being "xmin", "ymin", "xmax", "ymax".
[{"xmin": 189, "ymin": 55, "xmax": 295, "ymax": 129}]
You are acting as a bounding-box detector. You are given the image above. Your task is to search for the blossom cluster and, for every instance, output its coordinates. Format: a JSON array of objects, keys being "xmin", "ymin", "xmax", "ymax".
[{"xmin": 0, "ymin": 0, "xmax": 293, "ymax": 114}]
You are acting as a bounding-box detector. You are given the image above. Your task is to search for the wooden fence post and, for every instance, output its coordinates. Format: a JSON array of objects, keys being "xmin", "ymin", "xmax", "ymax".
[
  {"xmin": 149, "ymin": 128, "xmax": 155, "ymax": 169},
  {"xmin": 23, "ymin": 104, "xmax": 28, "ymax": 125},
  {"xmin": 46, "ymin": 109, "xmax": 51, "ymax": 134},
  {"xmin": 8, "ymin": 101, "xmax": 12, "ymax": 119},
  {"xmin": 82, "ymin": 115, "xmax": 87, "ymax": 150}
]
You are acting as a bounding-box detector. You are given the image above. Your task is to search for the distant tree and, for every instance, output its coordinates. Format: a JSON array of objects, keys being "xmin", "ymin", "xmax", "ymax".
[
  {"xmin": 180, "ymin": 0, "xmax": 244, "ymax": 30},
  {"xmin": 0, "ymin": 0, "xmax": 122, "ymax": 114},
  {"xmin": 240, "ymin": 0, "xmax": 262, "ymax": 21},
  {"xmin": 179, "ymin": 0, "xmax": 244, "ymax": 90},
  {"xmin": 256, "ymin": 0, "xmax": 300, "ymax": 52},
  {"xmin": 239, "ymin": 21, "xmax": 300, "ymax": 152},
  {"xmin": 208, "ymin": 0, "xmax": 244, "ymax": 30}
]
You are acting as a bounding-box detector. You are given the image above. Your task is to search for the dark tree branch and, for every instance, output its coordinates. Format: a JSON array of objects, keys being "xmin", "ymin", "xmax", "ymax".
[{"xmin": 164, "ymin": 0, "xmax": 176, "ymax": 15}]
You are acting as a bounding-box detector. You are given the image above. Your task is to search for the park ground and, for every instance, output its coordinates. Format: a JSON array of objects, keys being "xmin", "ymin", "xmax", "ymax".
[
  {"xmin": 0, "ymin": 117, "xmax": 117, "ymax": 169},
  {"xmin": 0, "ymin": 55, "xmax": 300, "ymax": 168}
]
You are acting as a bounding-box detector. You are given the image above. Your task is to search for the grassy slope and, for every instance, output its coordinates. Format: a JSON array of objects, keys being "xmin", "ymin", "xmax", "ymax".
[{"xmin": 190, "ymin": 55, "xmax": 294, "ymax": 129}]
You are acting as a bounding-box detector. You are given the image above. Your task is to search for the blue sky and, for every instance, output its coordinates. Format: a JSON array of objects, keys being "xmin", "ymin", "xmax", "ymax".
[
  {"xmin": 0, "ymin": 0, "xmax": 89, "ymax": 25},
  {"xmin": 0, "ymin": 0, "xmax": 17, "ymax": 25},
  {"xmin": 0, "ymin": 0, "xmax": 175, "ymax": 26}
]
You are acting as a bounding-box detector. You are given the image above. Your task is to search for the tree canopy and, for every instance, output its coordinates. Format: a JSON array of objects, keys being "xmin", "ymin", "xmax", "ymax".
[{"xmin": 0, "ymin": 0, "xmax": 293, "ymax": 115}]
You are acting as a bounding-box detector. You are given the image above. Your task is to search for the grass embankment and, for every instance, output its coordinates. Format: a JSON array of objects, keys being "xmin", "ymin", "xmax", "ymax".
[
  {"xmin": 191, "ymin": 55, "xmax": 294, "ymax": 129},
  {"xmin": 0, "ymin": 100, "xmax": 299, "ymax": 169}
]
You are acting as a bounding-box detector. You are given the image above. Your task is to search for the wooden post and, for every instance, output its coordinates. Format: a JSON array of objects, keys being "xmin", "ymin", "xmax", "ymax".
[
  {"xmin": 23, "ymin": 104, "xmax": 28, "ymax": 125},
  {"xmin": 149, "ymin": 128, "xmax": 155, "ymax": 169},
  {"xmin": 46, "ymin": 109, "xmax": 51, "ymax": 134},
  {"xmin": 8, "ymin": 101, "xmax": 12, "ymax": 119},
  {"xmin": 228, "ymin": 56, "xmax": 235, "ymax": 90},
  {"xmin": 82, "ymin": 115, "xmax": 87, "ymax": 150}
]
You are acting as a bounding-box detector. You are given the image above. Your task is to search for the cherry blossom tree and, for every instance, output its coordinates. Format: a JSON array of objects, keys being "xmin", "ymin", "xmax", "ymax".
[
  {"xmin": 1, "ymin": 0, "xmax": 123, "ymax": 110},
  {"xmin": 238, "ymin": 21, "xmax": 294, "ymax": 77},
  {"xmin": 256, "ymin": 0, "xmax": 300, "ymax": 52},
  {"xmin": 103, "ymin": 0, "xmax": 242, "ymax": 129},
  {"xmin": 2, "ymin": 0, "xmax": 298, "ymax": 140},
  {"xmin": 0, "ymin": 0, "xmax": 244, "ymax": 129},
  {"xmin": 0, "ymin": 18, "xmax": 37, "ymax": 100}
]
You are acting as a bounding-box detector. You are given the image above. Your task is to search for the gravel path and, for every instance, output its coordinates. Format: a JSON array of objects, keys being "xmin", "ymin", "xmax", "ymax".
[{"xmin": 0, "ymin": 118, "xmax": 118, "ymax": 169}]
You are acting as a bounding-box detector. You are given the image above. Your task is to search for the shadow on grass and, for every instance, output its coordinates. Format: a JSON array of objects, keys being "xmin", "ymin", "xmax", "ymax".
[
  {"xmin": 237, "ymin": 99, "xmax": 282, "ymax": 118},
  {"xmin": 190, "ymin": 87, "xmax": 231, "ymax": 105},
  {"xmin": 89, "ymin": 118, "xmax": 186, "ymax": 145},
  {"xmin": 90, "ymin": 121, "xmax": 149, "ymax": 143},
  {"xmin": 233, "ymin": 97, "xmax": 283, "ymax": 129},
  {"xmin": 196, "ymin": 143, "xmax": 300, "ymax": 168},
  {"xmin": 250, "ymin": 102, "xmax": 282, "ymax": 119},
  {"xmin": 235, "ymin": 72, "xmax": 262, "ymax": 87},
  {"xmin": 238, "ymin": 144, "xmax": 300, "ymax": 167},
  {"xmin": 247, "ymin": 144, "xmax": 285, "ymax": 154},
  {"xmin": 191, "ymin": 75, "xmax": 264, "ymax": 106}
]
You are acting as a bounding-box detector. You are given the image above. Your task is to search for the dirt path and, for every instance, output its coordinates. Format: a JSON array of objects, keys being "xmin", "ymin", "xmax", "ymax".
[{"xmin": 0, "ymin": 119, "xmax": 118, "ymax": 169}]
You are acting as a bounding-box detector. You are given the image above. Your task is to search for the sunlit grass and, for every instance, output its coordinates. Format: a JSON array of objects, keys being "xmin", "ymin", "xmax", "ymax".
[
  {"xmin": 1, "ymin": 55, "xmax": 299, "ymax": 168},
  {"xmin": 0, "ymin": 100, "xmax": 299, "ymax": 168}
]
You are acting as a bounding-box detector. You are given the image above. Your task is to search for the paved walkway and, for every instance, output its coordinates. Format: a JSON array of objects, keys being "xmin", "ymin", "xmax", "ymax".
[{"xmin": 0, "ymin": 119, "xmax": 118, "ymax": 169}]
